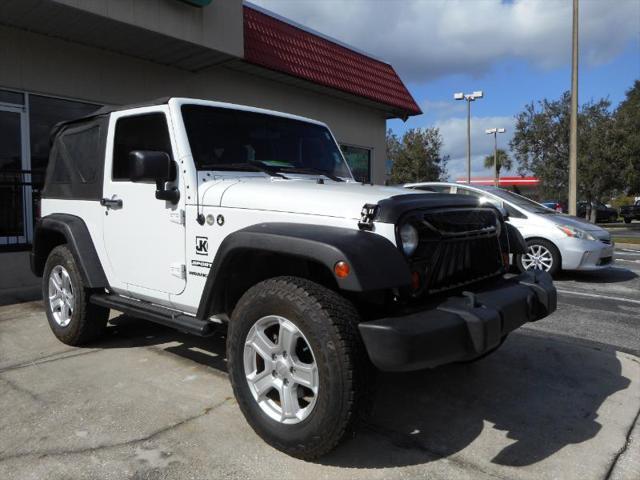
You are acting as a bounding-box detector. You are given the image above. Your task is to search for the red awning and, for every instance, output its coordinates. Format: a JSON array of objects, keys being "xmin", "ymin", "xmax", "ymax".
[{"xmin": 243, "ymin": 5, "xmax": 421, "ymax": 119}]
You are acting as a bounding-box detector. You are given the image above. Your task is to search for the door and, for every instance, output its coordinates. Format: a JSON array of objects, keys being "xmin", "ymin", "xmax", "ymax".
[
  {"xmin": 0, "ymin": 105, "xmax": 32, "ymax": 247},
  {"xmin": 102, "ymin": 109, "xmax": 186, "ymax": 296}
]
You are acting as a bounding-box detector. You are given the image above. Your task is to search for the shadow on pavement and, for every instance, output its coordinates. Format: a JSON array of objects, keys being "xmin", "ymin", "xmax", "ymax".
[
  {"xmin": 92, "ymin": 315, "xmax": 630, "ymax": 470},
  {"xmin": 555, "ymin": 266, "xmax": 637, "ymax": 283}
]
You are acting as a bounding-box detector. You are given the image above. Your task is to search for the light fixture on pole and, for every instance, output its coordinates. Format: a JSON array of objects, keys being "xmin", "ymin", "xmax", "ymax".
[
  {"xmin": 485, "ymin": 127, "xmax": 506, "ymax": 187},
  {"xmin": 454, "ymin": 91, "xmax": 484, "ymax": 183}
]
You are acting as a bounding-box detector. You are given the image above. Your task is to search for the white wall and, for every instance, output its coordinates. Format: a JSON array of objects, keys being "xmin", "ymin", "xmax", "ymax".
[
  {"xmin": 51, "ymin": 0, "xmax": 244, "ymax": 58},
  {"xmin": 1, "ymin": 25, "xmax": 388, "ymax": 184}
]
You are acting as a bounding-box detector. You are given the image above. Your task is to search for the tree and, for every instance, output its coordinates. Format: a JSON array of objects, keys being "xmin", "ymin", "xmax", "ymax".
[
  {"xmin": 482, "ymin": 149, "xmax": 512, "ymax": 177},
  {"xmin": 388, "ymin": 127, "xmax": 448, "ymax": 184},
  {"xmin": 510, "ymin": 91, "xmax": 621, "ymax": 221},
  {"xmin": 613, "ymin": 80, "xmax": 640, "ymax": 194}
]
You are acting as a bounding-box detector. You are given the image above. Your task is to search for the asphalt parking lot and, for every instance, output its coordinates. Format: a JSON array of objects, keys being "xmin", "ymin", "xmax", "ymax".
[{"xmin": 1, "ymin": 248, "xmax": 639, "ymax": 480}]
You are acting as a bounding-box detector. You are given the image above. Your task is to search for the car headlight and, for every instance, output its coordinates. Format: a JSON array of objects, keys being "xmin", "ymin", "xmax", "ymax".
[
  {"xmin": 556, "ymin": 225, "xmax": 596, "ymax": 241},
  {"xmin": 399, "ymin": 223, "xmax": 419, "ymax": 256}
]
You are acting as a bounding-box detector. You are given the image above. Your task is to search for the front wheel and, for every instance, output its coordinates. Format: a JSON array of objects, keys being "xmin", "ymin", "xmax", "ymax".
[
  {"xmin": 227, "ymin": 276, "xmax": 367, "ymax": 459},
  {"xmin": 516, "ymin": 239, "xmax": 561, "ymax": 276}
]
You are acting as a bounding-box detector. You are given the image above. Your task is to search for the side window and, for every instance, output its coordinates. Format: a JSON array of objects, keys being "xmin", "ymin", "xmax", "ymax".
[
  {"xmin": 455, "ymin": 186, "xmax": 480, "ymax": 197},
  {"xmin": 112, "ymin": 113, "xmax": 173, "ymax": 181},
  {"xmin": 506, "ymin": 204, "xmax": 527, "ymax": 219},
  {"xmin": 428, "ymin": 185, "xmax": 452, "ymax": 193}
]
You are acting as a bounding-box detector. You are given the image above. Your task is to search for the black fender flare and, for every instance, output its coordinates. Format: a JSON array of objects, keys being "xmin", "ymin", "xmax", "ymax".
[
  {"xmin": 196, "ymin": 222, "xmax": 411, "ymax": 319},
  {"xmin": 31, "ymin": 214, "xmax": 108, "ymax": 289},
  {"xmin": 505, "ymin": 222, "xmax": 527, "ymax": 254}
]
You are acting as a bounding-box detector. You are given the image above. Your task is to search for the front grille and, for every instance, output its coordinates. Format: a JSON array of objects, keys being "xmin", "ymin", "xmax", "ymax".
[{"xmin": 406, "ymin": 208, "xmax": 505, "ymax": 294}]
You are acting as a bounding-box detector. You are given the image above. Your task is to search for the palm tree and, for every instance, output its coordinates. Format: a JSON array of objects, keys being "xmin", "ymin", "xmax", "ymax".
[{"xmin": 483, "ymin": 149, "xmax": 513, "ymax": 178}]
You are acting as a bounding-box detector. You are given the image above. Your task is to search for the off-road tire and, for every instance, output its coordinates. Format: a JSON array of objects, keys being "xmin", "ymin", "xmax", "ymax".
[
  {"xmin": 42, "ymin": 245, "xmax": 109, "ymax": 345},
  {"xmin": 227, "ymin": 276, "xmax": 369, "ymax": 459},
  {"xmin": 516, "ymin": 238, "xmax": 561, "ymax": 276}
]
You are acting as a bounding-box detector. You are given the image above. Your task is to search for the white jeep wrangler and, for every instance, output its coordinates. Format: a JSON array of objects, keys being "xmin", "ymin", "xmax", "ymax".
[{"xmin": 31, "ymin": 97, "xmax": 556, "ymax": 458}]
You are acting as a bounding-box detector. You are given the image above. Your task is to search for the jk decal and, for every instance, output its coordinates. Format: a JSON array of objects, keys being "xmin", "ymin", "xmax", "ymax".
[{"xmin": 195, "ymin": 236, "xmax": 208, "ymax": 255}]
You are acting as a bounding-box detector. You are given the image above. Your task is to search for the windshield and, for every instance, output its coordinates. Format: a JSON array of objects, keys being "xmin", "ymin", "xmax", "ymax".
[
  {"xmin": 181, "ymin": 105, "xmax": 352, "ymax": 180},
  {"xmin": 479, "ymin": 187, "xmax": 554, "ymax": 214}
]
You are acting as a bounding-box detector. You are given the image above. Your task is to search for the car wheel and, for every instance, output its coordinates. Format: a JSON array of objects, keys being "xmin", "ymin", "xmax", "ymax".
[
  {"xmin": 42, "ymin": 245, "xmax": 109, "ymax": 345},
  {"xmin": 624, "ymin": 217, "xmax": 632, "ymax": 224},
  {"xmin": 516, "ymin": 239, "xmax": 561, "ymax": 276},
  {"xmin": 227, "ymin": 276, "xmax": 368, "ymax": 459}
]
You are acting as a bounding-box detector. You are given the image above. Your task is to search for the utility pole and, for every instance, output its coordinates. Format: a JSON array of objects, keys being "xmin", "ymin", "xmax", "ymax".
[
  {"xmin": 486, "ymin": 128, "xmax": 506, "ymax": 187},
  {"xmin": 568, "ymin": 0, "xmax": 579, "ymax": 216},
  {"xmin": 454, "ymin": 91, "xmax": 483, "ymax": 183}
]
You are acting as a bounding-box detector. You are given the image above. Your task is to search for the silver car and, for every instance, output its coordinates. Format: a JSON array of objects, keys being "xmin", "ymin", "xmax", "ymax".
[{"xmin": 405, "ymin": 182, "xmax": 614, "ymax": 275}]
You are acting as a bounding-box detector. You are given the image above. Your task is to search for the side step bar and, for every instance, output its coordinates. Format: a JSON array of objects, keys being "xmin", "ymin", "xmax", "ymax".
[{"xmin": 90, "ymin": 293, "xmax": 216, "ymax": 337}]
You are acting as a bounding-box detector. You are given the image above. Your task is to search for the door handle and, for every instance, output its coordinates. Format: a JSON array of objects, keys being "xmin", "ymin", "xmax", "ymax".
[{"xmin": 100, "ymin": 197, "xmax": 123, "ymax": 209}]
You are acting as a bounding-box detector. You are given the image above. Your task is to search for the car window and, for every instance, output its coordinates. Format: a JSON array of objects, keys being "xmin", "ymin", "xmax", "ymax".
[
  {"xmin": 454, "ymin": 186, "xmax": 477, "ymax": 196},
  {"xmin": 112, "ymin": 113, "xmax": 174, "ymax": 181},
  {"xmin": 425, "ymin": 185, "xmax": 452, "ymax": 193},
  {"xmin": 505, "ymin": 204, "xmax": 527, "ymax": 219}
]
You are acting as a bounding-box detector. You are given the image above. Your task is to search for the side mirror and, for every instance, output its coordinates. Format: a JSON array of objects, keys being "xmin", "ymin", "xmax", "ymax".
[
  {"xmin": 128, "ymin": 150, "xmax": 179, "ymax": 204},
  {"xmin": 129, "ymin": 150, "xmax": 172, "ymax": 183}
]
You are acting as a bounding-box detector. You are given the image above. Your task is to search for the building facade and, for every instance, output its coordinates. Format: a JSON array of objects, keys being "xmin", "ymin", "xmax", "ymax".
[{"xmin": 0, "ymin": 0, "xmax": 420, "ymax": 249}]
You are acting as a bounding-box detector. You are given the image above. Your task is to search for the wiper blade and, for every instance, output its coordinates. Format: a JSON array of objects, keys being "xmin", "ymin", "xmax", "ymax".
[
  {"xmin": 198, "ymin": 162, "xmax": 288, "ymax": 179},
  {"xmin": 277, "ymin": 167, "xmax": 344, "ymax": 182}
]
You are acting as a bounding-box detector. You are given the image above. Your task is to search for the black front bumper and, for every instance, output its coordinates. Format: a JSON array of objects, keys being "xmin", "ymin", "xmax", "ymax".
[{"xmin": 358, "ymin": 270, "xmax": 556, "ymax": 372}]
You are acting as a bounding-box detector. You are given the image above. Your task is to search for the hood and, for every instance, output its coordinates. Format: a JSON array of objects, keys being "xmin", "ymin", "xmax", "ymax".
[
  {"xmin": 201, "ymin": 176, "xmax": 418, "ymax": 220},
  {"xmin": 544, "ymin": 213, "xmax": 610, "ymax": 238}
]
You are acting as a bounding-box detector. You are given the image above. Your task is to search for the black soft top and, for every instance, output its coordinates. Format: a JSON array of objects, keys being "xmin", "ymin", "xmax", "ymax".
[{"xmin": 50, "ymin": 97, "xmax": 172, "ymax": 138}]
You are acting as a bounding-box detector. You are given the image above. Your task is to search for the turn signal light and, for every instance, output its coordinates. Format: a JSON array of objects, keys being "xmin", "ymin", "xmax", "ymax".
[
  {"xmin": 502, "ymin": 252, "xmax": 510, "ymax": 266},
  {"xmin": 334, "ymin": 261, "xmax": 350, "ymax": 278},
  {"xmin": 411, "ymin": 271, "xmax": 421, "ymax": 291}
]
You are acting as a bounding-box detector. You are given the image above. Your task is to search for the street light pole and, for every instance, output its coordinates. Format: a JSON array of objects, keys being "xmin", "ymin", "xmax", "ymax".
[
  {"xmin": 454, "ymin": 91, "xmax": 483, "ymax": 184},
  {"xmin": 486, "ymin": 128, "xmax": 506, "ymax": 187},
  {"xmin": 568, "ymin": 0, "xmax": 579, "ymax": 216}
]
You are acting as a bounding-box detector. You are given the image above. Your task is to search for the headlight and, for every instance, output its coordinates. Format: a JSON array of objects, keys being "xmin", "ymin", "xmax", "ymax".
[
  {"xmin": 556, "ymin": 225, "xmax": 596, "ymax": 241},
  {"xmin": 400, "ymin": 223, "xmax": 419, "ymax": 256}
]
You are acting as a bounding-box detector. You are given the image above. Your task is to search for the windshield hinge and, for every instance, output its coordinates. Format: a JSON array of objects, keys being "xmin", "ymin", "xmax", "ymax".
[
  {"xmin": 358, "ymin": 204, "xmax": 378, "ymax": 231},
  {"xmin": 170, "ymin": 209, "xmax": 185, "ymax": 225},
  {"xmin": 170, "ymin": 263, "xmax": 186, "ymax": 279}
]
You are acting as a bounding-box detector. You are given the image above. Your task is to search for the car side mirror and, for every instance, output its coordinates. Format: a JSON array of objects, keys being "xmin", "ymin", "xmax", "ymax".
[{"xmin": 129, "ymin": 150, "xmax": 179, "ymax": 204}]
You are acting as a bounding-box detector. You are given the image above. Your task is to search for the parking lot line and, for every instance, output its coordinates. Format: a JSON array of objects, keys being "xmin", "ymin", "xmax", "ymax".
[{"xmin": 556, "ymin": 289, "xmax": 640, "ymax": 306}]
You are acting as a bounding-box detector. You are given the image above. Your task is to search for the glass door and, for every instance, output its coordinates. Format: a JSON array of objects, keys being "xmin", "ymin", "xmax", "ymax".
[{"xmin": 0, "ymin": 105, "xmax": 31, "ymax": 247}]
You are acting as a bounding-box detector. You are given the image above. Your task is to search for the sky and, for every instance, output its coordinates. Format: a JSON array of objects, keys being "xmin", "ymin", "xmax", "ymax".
[{"xmin": 250, "ymin": 0, "xmax": 640, "ymax": 180}]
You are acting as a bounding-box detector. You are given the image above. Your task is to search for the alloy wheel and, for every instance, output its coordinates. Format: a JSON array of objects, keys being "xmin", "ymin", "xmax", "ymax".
[
  {"xmin": 48, "ymin": 265, "xmax": 75, "ymax": 327},
  {"xmin": 521, "ymin": 244, "xmax": 553, "ymax": 272},
  {"xmin": 243, "ymin": 315, "xmax": 319, "ymax": 424}
]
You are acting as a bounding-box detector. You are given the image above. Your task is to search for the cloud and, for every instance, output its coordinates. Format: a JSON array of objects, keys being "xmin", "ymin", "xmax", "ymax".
[
  {"xmin": 421, "ymin": 99, "xmax": 466, "ymax": 118},
  {"xmin": 434, "ymin": 115, "xmax": 516, "ymax": 180},
  {"xmin": 249, "ymin": 0, "xmax": 640, "ymax": 83}
]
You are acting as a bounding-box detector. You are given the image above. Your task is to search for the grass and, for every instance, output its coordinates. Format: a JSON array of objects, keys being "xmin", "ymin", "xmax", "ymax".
[{"xmin": 612, "ymin": 236, "xmax": 640, "ymax": 245}]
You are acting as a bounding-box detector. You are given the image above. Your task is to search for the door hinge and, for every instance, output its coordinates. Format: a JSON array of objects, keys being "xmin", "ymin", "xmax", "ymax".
[
  {"xmin": 170, "ymin": 263, "xmax": 186, "ymax": 279},
  {"xmin": 170, "ymin": 209, "xmax": 185, "ymax": 225}
]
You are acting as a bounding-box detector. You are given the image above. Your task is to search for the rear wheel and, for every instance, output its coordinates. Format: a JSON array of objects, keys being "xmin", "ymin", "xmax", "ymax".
[
  {"xmin": 624, "ymin": 217, "xmax": 632, "ymax": 224},
  {"xmin": 227, "ymin": 276, "xmax": 367, "ymax": 459},
  {"xmin": 42, "ymin": 245, "xmax": 109, "ymax": 345},
  {"xmin": 516, "ymin": 239, "xmax": 561, "ymax": 276}
]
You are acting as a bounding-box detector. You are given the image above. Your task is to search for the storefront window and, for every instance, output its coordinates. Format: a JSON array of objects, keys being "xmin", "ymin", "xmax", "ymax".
[
  {"xmin": 29, "ymin": 94, "xmax": 100, "ymax": 187},
  {"xmin": 340, "ymin": 145, "xmax": 371, "ymax": 183}
]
